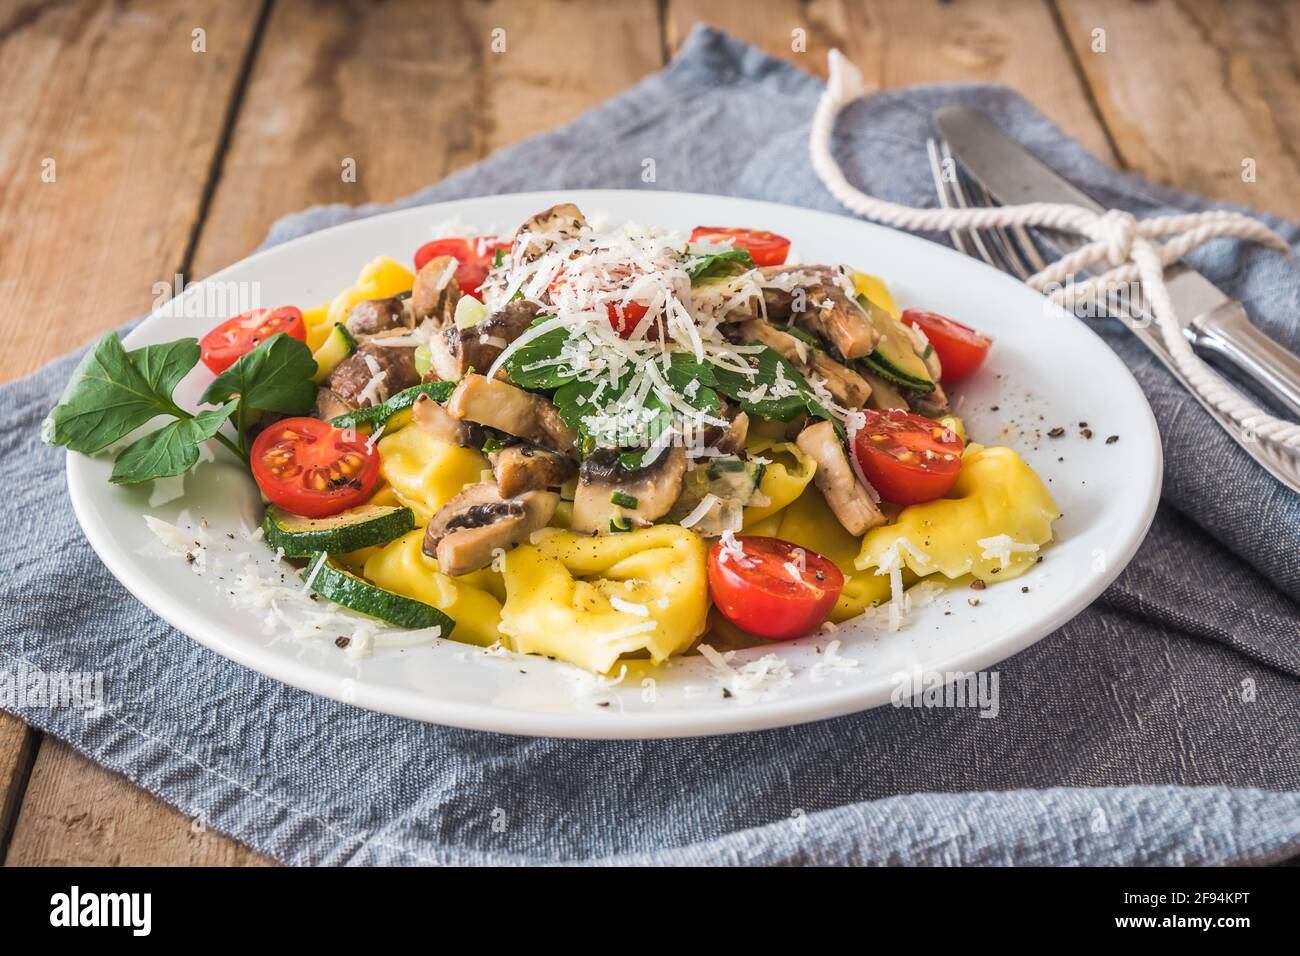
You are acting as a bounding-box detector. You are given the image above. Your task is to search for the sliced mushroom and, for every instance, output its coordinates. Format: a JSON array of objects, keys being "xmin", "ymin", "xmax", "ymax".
[
  {"xmin": 795, "ymin": 420, "xmax": 886, "ymax": 535},
  {"xmin": 423, "ymin": 482, "xmax": 559, "ymax": 576},
  {"xmin": 701, "ymin": 411, "xmax": 749, "ymax": 455},
  {"xmin": 571, "ymin": 446, "xmax": 688, "ymax": 534},
  {"xmin": 732, "ymin": 319, "xmax": 871, "ymax": 409},
  {"xmin": 412, "ymin": 393, "xmax": 485, "ymax": 448},
  {"xmin": 345, "ymin": 296, "xmax": 411, "ymax": 338},
  {"xmin": 490, "ymin": 443, "xmax": 577, "ymax": 498},
  {"xmin": 793, "ymin": 285, "xmax": 880, "ymax": 361},
  {"xmin": 311, "ymin": 387, "xmax": 355, "ymax": 421},
  {"xmin": 905, "ymin": 381, "xmax": 951, "ymax": 419},
  {"xmin": 807, "ymin": 350, "xmax": 872, "ymax": 408},
  {"xmin": 446, "ymin": 374, "xmax": 578, "ymax": 454},
  {"xmin": 756, "ymin": 265, "xmax": 839, "ymax": 321},
  {"xmin": 411, "ymin": 255, "xmax": 461, "ymax": 324},
  {"xmin": 734, "ymin": 319, "xmax": 810, "ymax": 366},
  {"xmin": 422, "ymin": 299, "xmax": 541, "ymax": 382},
  {"xmin": 328, "ymin": 343, "xmax": 420, "ymax": 408},
  {"xmin": 513, "ymin": 203, "xmax": 587, "ymax": 261}
]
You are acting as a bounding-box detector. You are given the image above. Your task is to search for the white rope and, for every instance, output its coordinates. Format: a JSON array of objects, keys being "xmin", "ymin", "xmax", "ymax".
[{"xmin": 809, "ymin": 50, "xmax": 1300, "ymax": 450}]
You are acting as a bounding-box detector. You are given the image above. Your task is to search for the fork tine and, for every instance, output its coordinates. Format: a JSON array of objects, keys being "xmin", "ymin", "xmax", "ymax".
[
  {"xmin": 926, "ymin": 138, "xmax": 976, "ymax": 258},
  {"xmin": 959, "ymin": 171, "xmax": 1035, "ymax": 280},
  {"xmin": 936, "ymin": 139, "xmax": 1016, "ymax": 273}
]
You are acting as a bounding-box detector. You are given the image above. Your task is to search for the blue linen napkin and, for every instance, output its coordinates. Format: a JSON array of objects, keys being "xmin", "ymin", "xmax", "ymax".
[{"xmin": 1, "ymin": 26, "xmax": 1297, "ymax": 866}]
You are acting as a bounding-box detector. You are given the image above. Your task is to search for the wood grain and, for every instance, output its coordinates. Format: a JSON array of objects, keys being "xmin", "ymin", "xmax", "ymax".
[
  {"xmin": 0, "ymin": 0, "xmax": 265, "ymax": 382},
  {"xmin": 7, "ymin": 0, "xmax": 1293, "ymax": 868},
  {"xmin": 9, "ymin": 0, "xmax": 665, "ymax": 868},
  {"xmin": 0, "ymin": 0, "xmax": 264, "ymax": 865},
  {"xmin": 666, "ymin": 0, "xmax": 1118, "ymax": 160},
  {"xmin": 189, "ymin": 0, "xmax": 664, "ymax": 278},
  {"xmin": 1056, "ymin": 0, "xmax": 1300, "ymax": 218},
  {"xmin": 0, "ymin": 715, "xmax": 36, "ymax": 859},
  {"xmin": 4, "ymin": 739, "xmax": 273, "ymax": 866}
]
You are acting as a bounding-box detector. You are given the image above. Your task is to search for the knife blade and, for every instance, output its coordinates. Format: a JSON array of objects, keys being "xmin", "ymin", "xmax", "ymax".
[
  {"xmin": 933, "ymin": 106, "xmax": 1300, "ymax": 493},
  {"xmin": 934, "ymin": 106, "xmax": 1300, "ymax": 420}
]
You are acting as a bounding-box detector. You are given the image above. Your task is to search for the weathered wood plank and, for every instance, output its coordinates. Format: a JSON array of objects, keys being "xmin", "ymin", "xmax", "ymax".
[
  {"xmin": 190, "ymin": 0, "xmax": 664, "ymax": 278},
  {"xmin": 0, "ymin": 0, "xmax": 266, "ymax": 381},
  {"xmin": 5, "ymin": 739, "xmax": 274, "ymax": 866},
  {"xmin": 0, "ymin": 0, "xmax": 264, "ymax": 864},
  {"xmin": 12, "ymin": 0, "xmax": 665, "ymax": 868},
  {"xmin": 0, "ymin": 716, "xmax": 36, "ymax": 860},
  {"xmin": 1055, "ymin": 0, "xmax": 1300, "ymax": 218},
  {"xmin": 666, "ymin": 0, "xmax": 1118, "ymax": 161}
]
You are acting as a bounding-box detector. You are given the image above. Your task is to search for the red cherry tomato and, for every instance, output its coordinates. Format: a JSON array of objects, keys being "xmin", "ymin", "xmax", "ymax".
[
  {"xmin": 200, "ymin": 307, "xmax": 305, "ymax": 374},
  {"xmin": 689, "ymin": 226, "xmax": 791, "ymax": 267},
  {"xmin": 852, "ymin": 408, "xmax": 964, "ymax": 505},
  {"xmin": 548, "ymin": 273, "xmax": 651, "ymax": 338},
  {"xmin": 707, "ymin": 536, "xmax": 845, "ymax": 640},
  {"xmin": 606, "ymin": 300, "xmax": 649, "ymax": 338},
  {"xmin": 413, "ymin": 237, "xmax": 507, "ymax": 298},
  {"xmin": 250, "ymin": 418, "xmax": 380, "ymax": 519},
  {"xmin": 901, "ymin": 309, "xmax": 992, "ymax": 384}
]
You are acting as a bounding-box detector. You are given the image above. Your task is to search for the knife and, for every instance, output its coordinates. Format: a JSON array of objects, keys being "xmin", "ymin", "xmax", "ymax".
[{"xmin": 934, "ymin": 106, "xmax": 1300, "ymax": 420}]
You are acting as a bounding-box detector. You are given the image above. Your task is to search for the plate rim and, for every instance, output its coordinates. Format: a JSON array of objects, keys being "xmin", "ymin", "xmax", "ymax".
[{"xmin": 65, "ymin": 188, "xmax": 1164, "ymax": 739}]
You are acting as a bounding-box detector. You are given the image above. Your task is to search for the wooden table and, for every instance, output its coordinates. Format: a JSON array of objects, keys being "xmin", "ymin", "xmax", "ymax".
[{"xmin": 1, "ymin": 0, "xmax": 1296, "ymax": 867}]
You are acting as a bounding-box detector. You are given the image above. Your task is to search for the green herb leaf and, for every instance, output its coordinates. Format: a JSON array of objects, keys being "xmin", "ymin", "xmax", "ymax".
[
  {"xmin": 688, "ymin": 248, "xmax": 754, "ymax": 283},
  {"xmin": 200, "ymin": 332, "xmax": 317, "ymax": 415},
  {"xmin": 42, "ymin": 333, "xmax": 200, "ymax": 454},
  {"xmin": 711, "ymin": 345, "xmax": 842, "ymax": 436},
  {"xmin": 109, "ymin": 402, "xmax": 237, "ymax": 484},
  {"xmin": 499, "ymin": 317, "xmax": 573, "ymax": 390}
]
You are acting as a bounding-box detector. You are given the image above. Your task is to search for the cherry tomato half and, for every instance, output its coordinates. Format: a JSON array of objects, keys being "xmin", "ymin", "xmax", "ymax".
[
  {"xmin": 250, "ymin": 417, "xmax": 380, "ymax": 519},
  {"xmin": 852, "ymin": 408, "xmax": 964, "ymax": 505},
  {"xmin": 413, "ymin": 237, "xmax": 507, "ymax": 299},
  {"xmin": 548, "ymin": 274, "xmax": 651, "ymax": 339},
  {"xmin": 707, "ymin": 536, "xmax": 845, "ymax": 640},
  {"xmin": 200, "ymin": 307, "xmax": 305, "ymax": 374},
  {"xmin": 901, "ymin": 309, "xmax": 992, "ymax": 384},
  {"xmin": 690, "ymin": 226, "xmax": 791, "ymax": 267}
]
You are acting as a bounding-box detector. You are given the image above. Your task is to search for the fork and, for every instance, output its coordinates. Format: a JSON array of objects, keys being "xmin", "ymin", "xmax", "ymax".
[{"xmin": 926, "ymin": 137, "xmax": 1300, "ymax": 495}]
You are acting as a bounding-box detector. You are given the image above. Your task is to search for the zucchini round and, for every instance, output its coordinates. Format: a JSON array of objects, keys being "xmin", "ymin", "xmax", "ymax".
[
  {"xmin": 329, "ymin": 380, "xmax": 457, "ymax": 431},
  {"xmin": 303, "ymin": 555, "xmax": 456, "ymax": 632},
  {"xmin": 263, "ymin": 503, "xmax": 414, "ymax": 556}
]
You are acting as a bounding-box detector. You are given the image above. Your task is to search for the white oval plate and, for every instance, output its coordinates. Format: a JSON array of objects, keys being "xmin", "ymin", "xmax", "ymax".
[{"xmin": 67, "ymin": 190, "xmax": 1161, "ymax": 738}]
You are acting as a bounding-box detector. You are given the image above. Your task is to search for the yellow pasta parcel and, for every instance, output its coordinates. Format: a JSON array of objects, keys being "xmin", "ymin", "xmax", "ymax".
[
  {"xmin": 498, "ymin": 525, "xmax": 709, "ymax": 674},
  {"xmin": 856, "ymin": 445, "xmax": 1059, "ymax": 583},
  {"xmin": 362, "ymin": 530, "xmax": 504, "ymax": 648},
  {"xmin": 376, "ymin": 426, "xmax": 489, "ymax": 524}
]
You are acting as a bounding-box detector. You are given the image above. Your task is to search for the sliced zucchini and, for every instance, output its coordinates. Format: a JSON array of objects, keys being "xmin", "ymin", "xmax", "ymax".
[
  {"xmin": 667, "ymin": 455, "xmax": 766, "ymax": 532},
  {"xmin": 302, "ymin": 554, "xmax": 456, "ymax": 632},
  {"xmin": 311, "ymin": 324, "xmax": 357, "ymax": 384},
  {"xmin": 329, "ymin": 380, "xmax": 457, "ymax": 431},
  {"xmin": 859, "ymin": 366, "xmax": 910, "ymax": 410},
  {"xmin": 263, "ymin": 503, "xmax": 414, "ymax": 556},
  {"xmin": 856, "ymin": 295, "xmax": 934, "ymax": 392}
]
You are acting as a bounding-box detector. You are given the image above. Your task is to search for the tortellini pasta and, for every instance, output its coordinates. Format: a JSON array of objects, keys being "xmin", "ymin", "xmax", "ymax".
[
  {"xmin": 742, "ymin": 439, "xmax": 816, "ymax": 529},
  {"xmin": 363, "ymin": 530, "xmax": 504, "ymax": 647},
  {"xmin": 376, "ymin": 426, "xmax": 488, "ymax": 524},
  {"xmin": 498, "ymin": 525, "xmax": 709, "ymax": 674},
  {"xmin": 856, "ymin": 445, "xmax": 1059, "ymax": 583},
  {"xmin": 304, "ymin": 255, "xmax": 415, "ymax": 350}
]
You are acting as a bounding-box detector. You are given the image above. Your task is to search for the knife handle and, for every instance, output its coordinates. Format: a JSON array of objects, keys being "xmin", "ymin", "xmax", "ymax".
[{"xmin": 1190, "ymin": 302, "xmax": 1300, "ymax": 420}]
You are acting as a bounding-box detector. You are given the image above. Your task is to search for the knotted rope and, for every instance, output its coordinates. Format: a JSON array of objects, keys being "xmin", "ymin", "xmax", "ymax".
[{"xmin": 809, "ymin": 50, "xmax": 1300, "ymax": 450}]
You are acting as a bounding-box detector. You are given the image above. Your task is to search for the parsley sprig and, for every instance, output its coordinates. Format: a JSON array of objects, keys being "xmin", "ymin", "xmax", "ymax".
[{"xmin": 43, "ymin": 330, "xmax": 317, "ymax": 484}]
